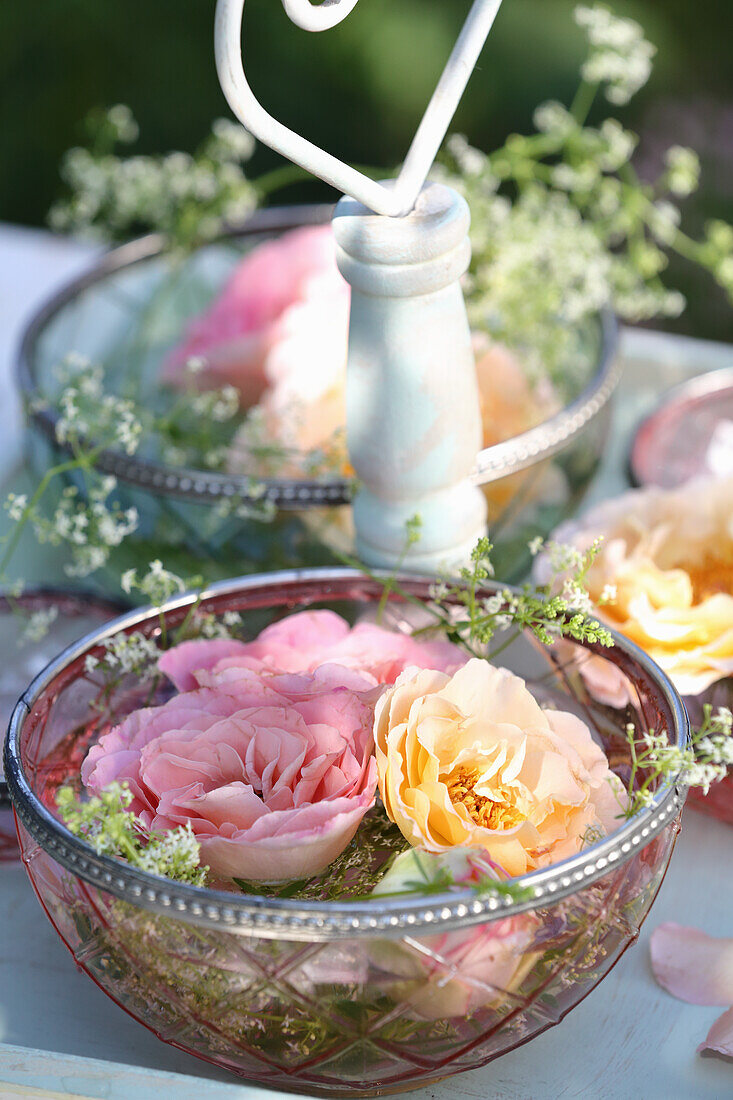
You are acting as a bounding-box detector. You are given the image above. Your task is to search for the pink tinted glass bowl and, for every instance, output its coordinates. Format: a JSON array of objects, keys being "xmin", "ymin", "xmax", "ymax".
[{"xmin": 5, "ymin": 569, "xmax": 687, "ymax": 1097}]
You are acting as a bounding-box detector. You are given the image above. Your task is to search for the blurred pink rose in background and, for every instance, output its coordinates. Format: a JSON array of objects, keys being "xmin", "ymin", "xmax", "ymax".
[
  {"xmin": 82, "ymin": 662, "xmax": 377, "ymax": 882},
  {"xmin": 163, "ymin": 225, "xmax": 350, "ymax": 469},
  {"xmin": 159, "ymin": 608, "xmax": 468, "ymax": 692}
]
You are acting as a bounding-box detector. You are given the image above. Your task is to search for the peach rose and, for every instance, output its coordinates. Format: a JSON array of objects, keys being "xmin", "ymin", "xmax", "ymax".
[
  {"xmin": 81, "ymin": 663, "xmax": 377, "ymax": 882},
  {"xmin": 474, "ymin": 339, "xmax": 564, "ymax": 516},
  {"xmin": 371, "ymin": 848, "xmax": 539, "ymax": 1019},
  {"xmin": 539, "ymin": 476, "xmax": 733, "ymax": 702},
  {"xmin": 374, "ymin": 659, "xmax": 625, "ymax": 877},
  {"xmin": 158, "ymin": 608, "xmax": 467, "ymax": 692}
]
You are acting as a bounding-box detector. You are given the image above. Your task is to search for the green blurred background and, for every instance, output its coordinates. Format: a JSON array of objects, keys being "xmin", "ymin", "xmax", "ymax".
[{"xmin": 1, "ymin": 0, "xmax": 731, "ymax": 339}]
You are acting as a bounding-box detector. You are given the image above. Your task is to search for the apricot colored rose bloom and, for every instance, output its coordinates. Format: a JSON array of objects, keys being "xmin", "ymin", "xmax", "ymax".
[
  {"xmin": 374, "ymin": 659, "xmax": 625, "ymax": 876},
  {"xmin": 541, "ymin": 476, "xmax": 733, "ymax": 702},
  {"xmin": 82, "ymin": 664, "xmax": 377, "ymax": 882}
]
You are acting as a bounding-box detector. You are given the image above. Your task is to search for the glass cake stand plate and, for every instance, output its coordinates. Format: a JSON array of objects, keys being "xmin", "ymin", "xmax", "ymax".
[{"xmin": 629, "ymin": 367, "xmax": 733, "ymax": 488}]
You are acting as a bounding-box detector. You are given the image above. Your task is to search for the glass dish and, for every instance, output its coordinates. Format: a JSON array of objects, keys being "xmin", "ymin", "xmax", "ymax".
[
  {"xmin": 18, "ymin": 208, "xmax": 619, "ymax": 586},
  {"xmin": 6, "ymin": 569, "xmax": 686, "ymax": 1096}
]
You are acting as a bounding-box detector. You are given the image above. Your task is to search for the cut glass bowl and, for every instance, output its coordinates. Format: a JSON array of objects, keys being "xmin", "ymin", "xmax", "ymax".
[{"xmin": 6, "ymin": 569, "xmax": 686, "ymax": 1096}]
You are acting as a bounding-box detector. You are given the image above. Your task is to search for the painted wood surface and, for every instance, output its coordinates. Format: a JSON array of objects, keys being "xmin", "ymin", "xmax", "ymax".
[{"xmin": 334, "ymin": 183, "xmax": 487, "ymax": 571}]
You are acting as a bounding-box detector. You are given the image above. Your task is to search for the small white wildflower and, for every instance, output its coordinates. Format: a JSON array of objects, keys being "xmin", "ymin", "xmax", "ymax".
[
  {"xmin": 664, "ymin": 146, "xmax": 700, "ymax": 198},
  {"xmin": 482, "ymin": 594, "xmax": 505, "ymax": 616},
  {"xmin": 533, "ymin": 101, "xmax": 574, "ymax": 137},
  {"xmin": 107, "ymin": 104, "xmax": 139, "ymax": 144},
  {"xmin": 210, "ymin": 118, "xmax": 255, "ymax": 162},
  {"xmin": 23, "ymin": 607, "xmax": 59, "ymax": 643},
  {"xmin": 84, "ymin": 655, "xmax": 99, "ymax": 673},
  {"xmin": 575, "ymin": 3, "xmax": 655, "ymax": 105},
  {"xmin": 5, "ymin": 494, "xmax": 28, "ymax": 522},
  {"xmin": 102, "ymin": 630, "xmax": 160, "ymax": 678},
  {"xmin": 447, "ymin": 134, "xmax": 489, "ymax": 178},
  {"xmin": 121, "ymin": 569, "xmax": 137, "ymax": 594},
  {"xmin": 648, "ymin": 201, "xmax": 681, "ymax": 247},
  {"xmin": 528, "ymin": 536, "xmax": 544, "ymax": 557}
]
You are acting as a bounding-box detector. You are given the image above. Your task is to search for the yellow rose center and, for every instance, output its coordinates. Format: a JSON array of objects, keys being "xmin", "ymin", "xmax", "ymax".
[
  {"xmin": 684, "ymin": 552, "xmax": 733, "ymax": 603},
  {"xmin": 445, "ymin": 767, "xmax": 525, "ymax": 831}
]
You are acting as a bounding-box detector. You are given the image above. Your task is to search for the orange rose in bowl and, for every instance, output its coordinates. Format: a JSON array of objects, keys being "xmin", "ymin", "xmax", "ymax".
[{"xmin": 374, "ymin": 659, "xmax": 625, "ymax": 877}]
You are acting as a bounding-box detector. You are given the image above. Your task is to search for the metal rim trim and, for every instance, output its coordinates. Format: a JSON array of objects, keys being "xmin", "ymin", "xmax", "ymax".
[{"xmin": 5, "ymin": 567, "xmax": 688, "ymax": 941}]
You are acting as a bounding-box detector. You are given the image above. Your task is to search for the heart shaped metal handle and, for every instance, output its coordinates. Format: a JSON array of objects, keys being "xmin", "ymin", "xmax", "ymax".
[
  {"xmin": 215, "ymin": 0, "xmax": 503, "ymax": 217},
  {"xmin": 282, "ymin": 0, "xmax": 361, "ymax": 32}
]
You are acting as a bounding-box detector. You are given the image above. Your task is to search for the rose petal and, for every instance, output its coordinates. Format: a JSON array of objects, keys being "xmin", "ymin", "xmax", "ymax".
[
  {"xmin": 698, "ymin": 1006, "xmax": 733, "ymax": 1057},
  {"xmin": 158, "ymin": 639, "xmax": 254, "ymax": 691},
  {"xmin": 198, "ymin": 785, "xmax": 375, "ymax": 881},
  {"xmin": 650, "ymin": 923, "xmax": 733, "ymax": 1005}
]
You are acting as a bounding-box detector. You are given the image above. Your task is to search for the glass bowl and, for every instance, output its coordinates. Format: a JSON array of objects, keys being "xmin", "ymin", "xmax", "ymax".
[
  {"xmin": 18, "ymin": 208, "xmax": 620, "ymax": 586},
  {"xmin": 6, "ymin": 569, "xmax": 685, "ymax": 1096}
]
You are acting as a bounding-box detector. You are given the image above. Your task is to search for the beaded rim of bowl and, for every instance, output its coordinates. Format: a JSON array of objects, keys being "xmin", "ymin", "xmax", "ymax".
[
  {"xmin": 5, "ymin": 568, "xmax": 687, "ymax": 940},
  {"xmin": 17, "ymin": 206, "xmax": 621, "ymax": 510}
]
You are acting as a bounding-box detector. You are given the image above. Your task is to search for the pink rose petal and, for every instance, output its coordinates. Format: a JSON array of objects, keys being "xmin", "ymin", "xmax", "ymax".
[
  {"xmin": 158, "ymin": 638, "xmax": 255, "ymax": 691},
  {"xmin": 162, "ymin": 226, "xmax": 343, "ymax": 391},
  {"xmin": 698, "ymin": 1006, "xmax": 733, "ymax": 1057},
  {"xmin": 650, "ymin": 923, "xmax": 733, "ymax": 1005}
]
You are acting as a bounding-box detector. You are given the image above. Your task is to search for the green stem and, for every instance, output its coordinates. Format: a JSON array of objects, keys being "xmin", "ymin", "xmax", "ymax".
[
  {"xmin": 569, "ymin": 79, "xmax": 599, "ymax": 126},
  {"xmin": 0, "ymin": 455, "xmax": 95, "ymax": 577},
  {"xmin": 254, "ymin": 164, "xmax": 314, "ymax": 198}
]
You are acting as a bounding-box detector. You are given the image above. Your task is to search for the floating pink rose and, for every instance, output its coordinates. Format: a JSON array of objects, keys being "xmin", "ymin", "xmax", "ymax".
[
  {"xmin": 81, "ymin": 664, "xmax": 377, "ymax": 882},
  {"xmin": 158, "ymin": 608, "xmax": 468, "ymax": 693}
]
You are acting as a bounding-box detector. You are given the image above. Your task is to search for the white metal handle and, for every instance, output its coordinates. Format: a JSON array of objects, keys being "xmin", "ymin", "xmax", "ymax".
[
  {"xmin": 282, "ymin": 0, "xmax": 361, "ymax": 32},
  {"xmin": 215, "ymin": 0, "xmax": 504, "ymax": 217}
]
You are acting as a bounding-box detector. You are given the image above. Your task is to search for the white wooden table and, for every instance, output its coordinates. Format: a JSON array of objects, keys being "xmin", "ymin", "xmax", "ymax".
[{"xmin": 0, "ymin": 224, "xmax": 732, "ymax": 1100}]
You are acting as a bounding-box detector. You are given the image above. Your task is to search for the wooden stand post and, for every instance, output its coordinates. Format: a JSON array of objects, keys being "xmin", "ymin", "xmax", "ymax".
[{"xmin": 333, "ymin": 182, "xmax": 487, "ymax": 571}]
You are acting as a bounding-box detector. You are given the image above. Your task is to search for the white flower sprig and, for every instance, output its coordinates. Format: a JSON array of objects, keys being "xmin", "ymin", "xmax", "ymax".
[
  {"xmin": 625, "ymin": 705, "xmax": 733, "ymax": 816},
  {"xmin": 56, "ymin": 782, "xmax": 207, "ymax": 886},
  {"xmin": 575, "ymin": 3, "xmax": 655, "ymax": 106},
  {"xmin": 49, "ymin": 109, "xmax": 257, "ymax": 251},
  {"xmin": 439, "ymin": 3, "xmax": 733, "ymax": 388}
]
